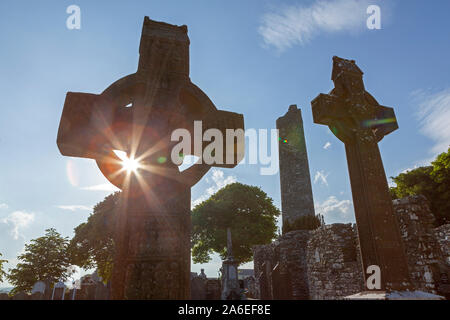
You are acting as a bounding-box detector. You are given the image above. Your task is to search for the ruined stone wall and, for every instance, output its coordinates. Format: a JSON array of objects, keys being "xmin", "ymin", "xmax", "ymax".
[
  {"xmin": 306, "ymin": 224, "xmax": 364, "ymax": 299},
  {"xmin": 253, "ymin": 231, "xmax": 310, "ymax": 299},
  {"xmin": 393, "ymin": 195, "xmax": 445, "ymax": 293},
  {"xmin": 435, "ymin": 224, "xmax": 450, "ymax": 267},
  {"xmin": 253, "ymin": 195, "xmax": 450, "ymax": 300}
]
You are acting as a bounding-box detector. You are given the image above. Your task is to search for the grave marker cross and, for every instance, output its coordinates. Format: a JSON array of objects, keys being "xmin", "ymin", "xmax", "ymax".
[
  {"xmin": 57, "ymin": 17, "xmax": 244, "ymax": 299},
  {"xmin": 311, "ymin": 56, "xmax": 411, "ymax": 291}
]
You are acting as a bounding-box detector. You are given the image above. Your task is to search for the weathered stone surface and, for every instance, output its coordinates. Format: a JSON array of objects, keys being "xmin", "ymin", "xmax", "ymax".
[
  {"xmin": 277, "ymin": 105, "xmax": 315, "ymax": 230},
  {"xmin": 394, "ymin": 195, "xmax": 445, "ymax": 294},
  {"xmin": 346, "ymin": 290, "xmax": 444, "ymax": 300},
  {"xmin": 254, "ymin": 196, "xmax": 450, "ymax": 299},
  {"xmin": 271, "ymin": 263, "xmax": 292, "ymax": 300},
  {"xmin": 254, "ymin": 230, "xmax": 310, "ymax": 300},
  {"xmin": 307, "ymin": 224, "xmax": 364, "ymax": 299},
  {"xmin": 311, "ymin": 56, "xmax": 411, "ymax": 292},
  {"xmin": 435, "ymin": 224, "xmax": 450, "ymax": 267}
]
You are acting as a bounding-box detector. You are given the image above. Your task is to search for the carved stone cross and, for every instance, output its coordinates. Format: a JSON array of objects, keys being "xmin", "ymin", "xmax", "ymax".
[
  {"xmin": 57, "ymin": 17, "xmax": 244, "ymax": 299},
  {"xmin": 311, "ymin": 56, "xmax": 411, "ymax": 292}
]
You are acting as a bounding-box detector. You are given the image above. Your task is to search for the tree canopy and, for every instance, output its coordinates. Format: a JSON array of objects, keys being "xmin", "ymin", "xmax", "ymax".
[
  {"xmin": 282, "ymin": 214, "xmax": 325, "ymax": 233},
  {"xmin": 390, "ymin": 147, "xmax": 450, "ymax": 226},
  {"xmin": 68, "ymin": 192, "xmax": 119, "ymax": 282},
  {"xmin": 191, "ymin": 182, "xmax": 280, "ymax": 265},
  {"xmin": 7, "ymin": 228, "xmax": 72, "ymax": 294},
  {"xmin": 0, "ymin": 253, "xmax": 7, "ymax": 283}
]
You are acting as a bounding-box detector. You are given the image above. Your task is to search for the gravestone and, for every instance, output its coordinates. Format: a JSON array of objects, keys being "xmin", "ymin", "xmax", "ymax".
[
  {"xmin": 52, "ymin": 282, "xmax": 66, "ymax": 300},
  {"xmin": 221, "ymin": 228, "xmax": 241, "ymax": 300},
  {"xmin": 31, "ymin": 281, "xmax": 46, "ymax": 300},
  {"xmin": 311, "ymin": 56, "xmax": 411, "ymax": 292},
  {"xmin": 57, "ymin": 17, "xmax": 244, "ymax": 299},
  {"xmin": 277, "ymin": 105, "xmax": 315, "ymax": 231}
]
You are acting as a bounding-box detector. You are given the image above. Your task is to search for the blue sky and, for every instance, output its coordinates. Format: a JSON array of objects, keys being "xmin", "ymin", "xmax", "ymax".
[{"xmin": 1, "ymin": 0, "xmax": 449, "ymax": 286}]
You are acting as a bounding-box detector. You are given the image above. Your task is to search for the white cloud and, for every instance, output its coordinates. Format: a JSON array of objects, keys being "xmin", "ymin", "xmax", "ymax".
[
  {"xmin": 192, "ymin": 169, "xmax": 237, "ymax": 208},
  {"xmin": 259, "ymin": 0, "xmax": 372, "ymax": 51},
  {"xmin": 323, "ymin": 142, "xmax": 332, "ymax": 150},
  {"xmin": 81, "ymin": 183, "xmax": 120, "ymax": 192},
  {"xmin": 315, "ymin": 196, "xmax": 353, "ymax": 223},
  {"xmin": 0, "ymin": 203, "xmax": 8, "ymax": 210},
  {"xmin": 55, "ymin": 205, "xmax": 92, "ymax": 212},
  {"xmin": 1, "ymin": 211, "xmax": 35, "ymax": 240},
  {"xmin": 414, "ymin": 88, "xmax": 450, "ymax": 155},
  {"xmin": 314, "ymin": 170, "xmax": 329, "ymax": 186}
]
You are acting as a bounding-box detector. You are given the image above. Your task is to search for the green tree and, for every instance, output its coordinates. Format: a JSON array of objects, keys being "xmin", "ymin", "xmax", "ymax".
[
  {"xmin": 282, "ymin": 214, "xmax": 325, "ymax": 233},
  {"xmin": 68, "ymin": 192, "xmax": 119, "ymax": 282},
  {"xmin": 7, "ymin": 228, "xmax": 72, "ymax": 294},
  {"xmin": 192, "ymin": 183, "xmax": 280, "ymax": 265},
  {"xmin": 390, "ymin": 147, "xmax": 450, "ymax": 226},
  {"xmin": 0, "ymin": 253, "xmax": 8, "ymax": 283}
]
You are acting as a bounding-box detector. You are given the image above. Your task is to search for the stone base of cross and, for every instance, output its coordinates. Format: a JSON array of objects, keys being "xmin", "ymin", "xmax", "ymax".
[{"xmin": 57, "ymin": 17, "xmax": 244, "ymax": 299}]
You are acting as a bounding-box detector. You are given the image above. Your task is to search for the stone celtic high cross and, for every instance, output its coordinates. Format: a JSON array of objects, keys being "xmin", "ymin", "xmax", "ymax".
[
  {"xmin": 57, "ymin": 17, "xmax": 244, "ymax": 299},
  {"xmin": 311, "ymin": 56, "xmax": 411, "ymax": 292}
]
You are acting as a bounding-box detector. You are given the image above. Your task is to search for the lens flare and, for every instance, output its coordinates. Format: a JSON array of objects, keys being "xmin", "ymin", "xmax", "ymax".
[
  {"xmin": 113, "ymin": 150, "xmax": 140, "ymax": 173},
  {"xmin": 362, "ymin": 118, "xmax": 397, "ymax": 128}
]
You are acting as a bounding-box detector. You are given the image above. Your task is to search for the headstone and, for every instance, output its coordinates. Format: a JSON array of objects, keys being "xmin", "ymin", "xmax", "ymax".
[
  {"xmin": 277, "ymin": 105, "xmax": 315, "ymax": 231},
  {"xmin": 31, "ymin": 281, "xmax": 46, "ymax": 300},
  {"xmin": 52, "ymin": 282, "xmax": 66, "ymax": 300},
  {"xmin": 56, "ymin": 16, "xmax": 244, "ymax": 300},
  {"xmin": 311, "ymin": 56, "xmax": 411, "ymax": 292},
  {"xmin": 221, "ymin": 228, "xmax": 241, "ymax": 300},
  {"xmin": 32, "ymin": 281, "xmax": 46, "ymax": 294}
]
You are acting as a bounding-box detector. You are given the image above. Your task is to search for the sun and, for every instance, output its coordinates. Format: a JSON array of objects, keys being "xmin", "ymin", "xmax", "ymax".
[{"xmin": 113, "ymin": 150, "xmax": 140, "ymax": 173}]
